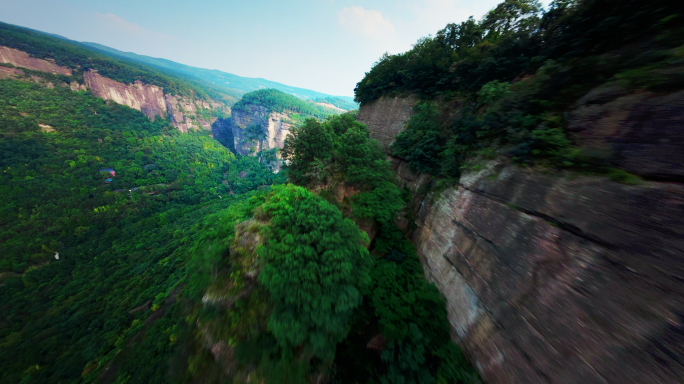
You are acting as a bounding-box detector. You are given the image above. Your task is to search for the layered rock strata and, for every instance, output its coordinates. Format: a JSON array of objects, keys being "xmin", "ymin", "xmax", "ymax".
[
  {"xmin": 356, "ymin": 95, "xmax": 418, "ymax": 152},
  {"xmin": 361, "ymin": 87, "xmax": 684, "ymax": 384},
  {"xmin": 231, "ymin": 103, "xmax": 292, "ymax": 157},
  {"xmin": 568, "ymin": 84, "xmax": 684, "ymax": 180},
  {"xmin": 408, "ymin": 163, "xmax": 684, "ymax": 384},
  {"xmin": 0, "ymin": 46, "xmax": 229, "ymax": 132},
  {"xmin": 0, "ymin": 46, "xmax": 72, "ymax": 76}
]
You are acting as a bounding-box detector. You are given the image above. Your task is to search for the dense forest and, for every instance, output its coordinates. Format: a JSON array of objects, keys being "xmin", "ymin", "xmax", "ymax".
[
  {"xmin": 0, "ymin": 78, "xmax": 284, "ymax": 383},
  {"xmin": 356, "ymin": 0, "xmax": 683, "ymax": 176},
  {"xmin": 176, "ymin": 113, "xmax": 480, "ymax": 383},
  {"xmin": 0, "ymin": 74, "xmax": 476, "ymax": 382}
]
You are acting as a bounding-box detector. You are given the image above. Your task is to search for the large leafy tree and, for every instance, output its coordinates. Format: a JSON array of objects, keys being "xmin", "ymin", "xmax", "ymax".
[
  {"xmin": 281, "ymin": 119, "xmax": 334, "ymax": 184},
  {"xmin": 258, "ymin": 184, "xmax": 372, "ymax": 360}
]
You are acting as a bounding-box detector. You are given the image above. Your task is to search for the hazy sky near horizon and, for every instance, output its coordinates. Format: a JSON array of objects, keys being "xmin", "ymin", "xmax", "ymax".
[{"xmin": 0, "ymin": 0, "xmax": 551, "ymax": 96}]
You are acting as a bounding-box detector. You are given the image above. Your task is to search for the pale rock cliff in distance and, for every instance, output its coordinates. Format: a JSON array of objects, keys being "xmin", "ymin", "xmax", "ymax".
[
  {"xmin": 231, "ymin": 103, "xmax": 292, "ymax": 158},
  {"xmin": 0, "ymin": 45, "xmax": 230, "ymax": 132}
]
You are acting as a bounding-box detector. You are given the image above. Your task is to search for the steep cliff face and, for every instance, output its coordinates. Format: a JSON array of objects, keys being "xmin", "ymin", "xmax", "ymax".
[
  {"xmin": 1, "ymin": 46, "xmax": 230, "ymax": 132},
  {"xmin": 568, "ymin": 84, "xmax": 684, "ymax": 181},
  {"xmin": 411, "ymin": 164, "xmax": 684, "ymax": 384},
  {"xmin": 356, "ymin": 95, "xmax": 418, "ymax": 152},
  {"xmin": 362, "ymin": 89, "xmax": 684, "ymax": 384},
  {"xmin": 231, "ymin": 103, "xmax": 292, "ymax": 156},
  {"xmin": 0, "ymin": 45, "xmax": 72, "ymax": 76},
  {"xmin": 84, "ymin": 70, "xmax": 229, "ymax": 132},
  {"xmin": 84, "ymin": 70, "xmax": 167, "ymax": 120}
]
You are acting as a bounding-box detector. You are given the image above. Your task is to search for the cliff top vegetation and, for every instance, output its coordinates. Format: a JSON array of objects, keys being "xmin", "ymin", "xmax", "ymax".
[
  {"xmin": 232, "ymin": 88, "xmax": 342, "ymax": 119},
  {"xmin": 357, "ymin": 0, "xmax": 683, "ymax": 178}
]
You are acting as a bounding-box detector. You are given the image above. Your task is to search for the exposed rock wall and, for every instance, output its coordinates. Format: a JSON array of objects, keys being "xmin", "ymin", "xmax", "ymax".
[
  {"xmin": 0, "ymin": 46, "xmax": 229, "ymax": 132},
  {"xmin": 360, "ymin": 85, "xmax": 684, "ymax": 384},
  {"xmin": 84, "ymin": 70, "xmax": 167, "ymax": 121},
  {"xmin": 0, "ymin": 46, "xmax": 72, "ymax": 76},
  {"xmin": 407, "ymin": 163, "xmax": 684, "ymax": 384},
  {"xmin": 357, "ymin": 95, "xmax": 418, "ymax": 152},
  {"xmin": 83, "ymin": 70, "xmax": 228, "ymax": 132},
  {"xmin": 568, "ymin": 84, "xmax": 684, "ymax": 180},
  {"xmin": 231, "ymin": 103, "xmax": 292, "ymax": 156}
]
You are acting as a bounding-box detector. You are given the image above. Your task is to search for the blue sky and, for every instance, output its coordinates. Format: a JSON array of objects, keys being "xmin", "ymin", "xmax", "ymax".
[{"xmin": 0, "ymin": 0, "xmax": 551, "ymax": 97}]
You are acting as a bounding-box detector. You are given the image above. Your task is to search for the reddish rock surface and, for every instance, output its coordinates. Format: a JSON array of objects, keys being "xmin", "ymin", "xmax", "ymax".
[
  {"xmin": 0, "ymin": 65, "xmax": 23, "ymax": 80},
  {"xmin": 0, "ymin": 46, "xmax": 72, "ymax": 76},
  {"xmin": 357, "ymin": 95, "xmax": 418, "ymax": 152},
  {"xmin": 84, "ymin": 70, "xmax": 167, "ymax": 121},
  {"xmin": 84, "ymin": 70, "xmax": 228, "ymax": 132},
  {"xmin": 568, "ymin": 84, "xmax": 684, "ymax": 180},
  {"xmin": 412, "ymin": 163, "xmax": 684, "ymax": 384},
  {"xmin": 358, "ymin": 86, "xmax": 684, "ymax": 384}
]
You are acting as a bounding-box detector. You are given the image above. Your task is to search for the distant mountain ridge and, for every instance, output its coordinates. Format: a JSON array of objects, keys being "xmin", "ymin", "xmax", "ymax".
[{"xmin": 82, "ymin": 42, "xmax": 357, "ymax": 106}]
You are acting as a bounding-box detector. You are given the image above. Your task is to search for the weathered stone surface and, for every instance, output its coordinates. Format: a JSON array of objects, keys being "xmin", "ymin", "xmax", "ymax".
[
  {"xmin": 0, "ymin": 46, "xmax": 72, "ymax": 76},
  {"xmin": 357, "ymin": 95, "xmax": 418, "ymax": 153},
  {"xmin": 568, "ymin": 84, "xmax": 684, "ymax": 180},
  {"xmin": 412, "ymin": 162, "xmax": 684, "ymax": 384},
  {"xmin": 231, "ymin": 103, "xmax": 292, "ymax": 157},
  {"xmin": 0, "ymin": 65, "xmax": 23, "ymax": 80},
  {"xmin": 84, "ymin": 70, "xmax": 167, "ymax": 121},
  {"xmin": 84, "ymin": 70, "xmax": 228, "ymax": 132}
]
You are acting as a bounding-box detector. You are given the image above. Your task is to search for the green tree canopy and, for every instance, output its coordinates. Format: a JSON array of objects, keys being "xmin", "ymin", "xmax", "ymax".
[{"xmin": 258, "ymin": 184, "xmax": 372, "ymax": 361}]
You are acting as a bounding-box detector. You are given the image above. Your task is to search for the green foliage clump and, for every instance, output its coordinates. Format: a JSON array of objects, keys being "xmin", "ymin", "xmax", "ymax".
[
  {"xmin": 354, "ymin": 0, "xmax": 682, "ymax": 104},
  {"xmin": 357, "ymin": 0, "xmax": 683, "ymax": 175},
  {"xmin": 280, "ymin": 111, "xmax": 477, "ymax": 383},
  {"xmin": 282, "ymin": 118, "xmax": 335, "ymax": 184},
  {"xmin": 232, "ymin": 89, "xmax": 338, "ymax": 120},
  {"xmin": 391, "ymin": 102, "xmax": 446, "ymax": 174},
  {"xmin": 259, "ymin": 184, "xmax": 372, "ymax": 360}
]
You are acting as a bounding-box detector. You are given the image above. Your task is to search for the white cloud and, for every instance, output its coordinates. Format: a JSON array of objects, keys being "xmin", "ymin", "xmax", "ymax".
[
  {"xmin": 95, "ymin": 13, "xmax": 179, "ymax": 42},
  {"xmin": 338, "ymin": 6, "xmax": 396, "ymax": 42}
]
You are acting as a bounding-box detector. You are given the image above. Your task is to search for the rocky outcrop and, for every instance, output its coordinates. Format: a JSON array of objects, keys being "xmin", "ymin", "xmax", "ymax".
[
  {"xmin": 163, "ymin": 93, "xmax": 228, "ymax": 133},
  {"xmin": 0, "ymin": 65, "xmax": 23, "ymax": 80},
  {"xmin": 84, "ymin": 70, "xmax": 229, "ymax": 132},
  {"xmin": 84, "ymin": 70, "xmax": 167, "ymax": 120},
  {"xmin": 359, "ymin": 83, "xmax": 684, "ymax": 384},
  {"xmin": 568, "ymin": 84, "xmax": 684, "ymax": 181},
  {"xmin": 0, "ymin": 46, "xmax": 72, "ymax": 76},
  {"xmin": 357, "ymin": 95, "xmax": 418, "ymax": 152},
  {"xmin": 0, "ymin": 46, "xmax": 230, "ymax": 132},
  {"xmin": 407, "ymin": 163, "xmax": 684, "ymax": 384},
  {"xmin": 231, "ymin": 103, "xmax": 292, "ymax": 156}
]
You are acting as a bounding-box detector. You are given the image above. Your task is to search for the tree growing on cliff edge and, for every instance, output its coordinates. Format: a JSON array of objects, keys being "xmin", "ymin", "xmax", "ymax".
[{"xmin": 258, "ymin": 184, "xmax": 372, "ymax": 362}]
